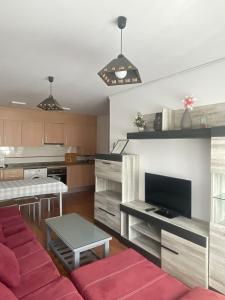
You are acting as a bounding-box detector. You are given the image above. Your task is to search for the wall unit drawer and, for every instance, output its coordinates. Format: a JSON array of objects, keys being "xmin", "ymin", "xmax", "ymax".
[
  {"xmin": 209, "ymin": 223, "xmax": 225, "ymax": 294},
  {"xmin": 161, "ymin": 230, "xmax": 208, "ymax": 288},
  {"xmin": 95, "ymin": 160, "xmax": 122, "ymax": 182},
  {"xmin": 94, "ymin": 207, "xmax": 121, "ymax": 233},
  {"xmin": 95, "ymin": 192, "xmax": 121, "ymax": 217}
]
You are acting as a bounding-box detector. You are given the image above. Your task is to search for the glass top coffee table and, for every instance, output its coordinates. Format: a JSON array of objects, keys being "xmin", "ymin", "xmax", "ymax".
[{"xmin": 46, "ymin": 213, "xmax": 112, "ymax": 270}]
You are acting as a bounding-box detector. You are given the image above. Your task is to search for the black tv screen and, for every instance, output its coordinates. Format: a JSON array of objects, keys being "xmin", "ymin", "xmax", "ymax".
[{"xmin": 145, "ymin": 173, "xmax": 192, "ymax": 218}]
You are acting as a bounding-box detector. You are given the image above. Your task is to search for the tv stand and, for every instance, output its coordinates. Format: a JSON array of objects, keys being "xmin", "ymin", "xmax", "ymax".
[
  {"xmin": 154, "ymin": 208, "xmax": 179, "ymax": 219},
  {"xmin": 120, "ymin": 200, "xmax": 209, "ymax": 289}
]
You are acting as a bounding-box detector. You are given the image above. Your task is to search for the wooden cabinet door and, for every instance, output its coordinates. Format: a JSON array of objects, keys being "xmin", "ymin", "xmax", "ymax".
[
  {"xmin": 79, "ymin": 120, "xmax": 97, "ymax": 155},
  {"xmin": 161, "ymin": 230, "xmax": 208, "ymax": 288},
  {"xmin": 67, "ymin": 164, "xmax": 95, "ymax": 190},
  {"xmin": 4, "ymin": 120, "xmax": 22, "ymax": 146},
  {"xmin": 44, "ymin": 122, "xmax": 64, "ymax": 144},
  {"xmin": 0, "ymin": 120, "xmax": 4, "ymax": 146},
  {"xmin": 209, "ymin": 223, "xmax": 225, "ymax": 294},
  {"xmin": 3, "ymin": 168, "xmax": 24, "ymax": 181},
  {"xmin": 64, "ymin": 124, "xmax": 81, "ymax": 146},
  {"xmin": 22, "ymin": 121, "xmax": 44, "ymax": 146}
]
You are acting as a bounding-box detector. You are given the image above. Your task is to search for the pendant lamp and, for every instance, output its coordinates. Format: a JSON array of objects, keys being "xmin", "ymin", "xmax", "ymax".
[
  {"xmin": 37, "ymin": 76, "xmax": 63, "ymax": 111},
  {"xmin": 98, "ymin": 16, "xmax": 141, "ymax": 86}
]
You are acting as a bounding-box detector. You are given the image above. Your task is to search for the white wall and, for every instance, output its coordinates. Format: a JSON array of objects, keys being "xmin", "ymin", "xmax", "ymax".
[
  {"xmin": 109, "ymin": 60, "xmax": 225, "ymax": 221},
  {"xmin": 97, "ymin": 115, "xmax": 110, "ymax": 154}
]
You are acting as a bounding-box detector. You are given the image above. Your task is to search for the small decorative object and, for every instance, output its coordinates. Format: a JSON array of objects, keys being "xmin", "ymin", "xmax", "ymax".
[
  {"xmin": 200, "ymin": 114, "xmax": 208, "ymax": 128},
  {"xmin": 134, "ymin": 112, "xmax": 146, "ymax": 131},
  {"xmin": 111, "ymin": 139, "xmax": 129, "ymax": 154},
  {"xmin": 153, "ymin": 112, "xmax": 162, "ymax": 131},
  {"xmin": 181, "ymin": 96, "xmax": 195, "ymax": 129}
]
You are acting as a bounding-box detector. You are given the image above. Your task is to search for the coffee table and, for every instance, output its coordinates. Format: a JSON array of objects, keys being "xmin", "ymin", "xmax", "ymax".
[{"xmin": 46, "ymin": 213, "xmax": 112, "ymax": 270}]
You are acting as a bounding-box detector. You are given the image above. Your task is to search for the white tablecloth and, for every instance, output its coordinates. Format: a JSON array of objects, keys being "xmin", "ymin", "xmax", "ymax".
[{"xmin": 0, "ymin": 178, "xmax": 68, "ymax": 201}]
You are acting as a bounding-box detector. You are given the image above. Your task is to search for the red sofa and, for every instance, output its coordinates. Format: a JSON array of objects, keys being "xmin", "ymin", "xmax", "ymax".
[{"xmin": 0, "ymin": 205, "xmax": 225, "ymax": 300}]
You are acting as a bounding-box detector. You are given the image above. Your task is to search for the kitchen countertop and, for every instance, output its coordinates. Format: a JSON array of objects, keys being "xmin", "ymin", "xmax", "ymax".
[{"xmin": 3, "ymin": 160, "xmax": 94, "ymax": 169}]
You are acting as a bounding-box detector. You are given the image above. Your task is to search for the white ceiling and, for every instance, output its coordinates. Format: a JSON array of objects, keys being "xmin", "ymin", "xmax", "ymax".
[{"xmin": 0, "ymin": 0, "xmax": 225, "ymax": 115}]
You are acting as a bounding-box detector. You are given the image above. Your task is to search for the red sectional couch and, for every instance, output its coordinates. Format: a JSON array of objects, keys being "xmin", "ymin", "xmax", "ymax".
[{"xmin": 0, "ymin": 205, "xmax": 225, "ymax": 300}]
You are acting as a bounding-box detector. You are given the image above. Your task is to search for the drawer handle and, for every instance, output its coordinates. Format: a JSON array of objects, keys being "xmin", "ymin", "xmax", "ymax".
[
  {"xmin": 161, "ymin": 245, "xmax": 179, "ymax": 255},
  {"xmin": 97, "ymin": 207, "xmax": 115, "ymax": 217},
  {"xmin": 102, "ymin": 161, "xmax": 111, "ymax": 165}
]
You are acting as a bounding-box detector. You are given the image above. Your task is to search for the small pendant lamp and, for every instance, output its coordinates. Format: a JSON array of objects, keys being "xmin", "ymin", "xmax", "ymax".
[
  {"xmin": 98, "ymin": 16, "xmax": 142, "ymax": 86},
  {"xmin": 37, "ymin": 76, "xmax": 63, "ymax": 111}
]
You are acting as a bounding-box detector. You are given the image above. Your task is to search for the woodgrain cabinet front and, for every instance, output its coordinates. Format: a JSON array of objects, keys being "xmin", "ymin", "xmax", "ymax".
[
  {"xmin": 209, "ymin": 223, "xmax": 225, "ymax": 294},
  {"xmin": 3, "ymin": 169, "xmax": 24, "ymax": 181},
  {"xmin": 22, "ymin": 121, "xmax": 44, "ymax": 146},
  {"xmin": 44, "ymin": 122, "xmax": 64, "ymax": 144},
  {"xmin": 161, "ymin": 230, "xmax": 208, "ymax": 288},
  {"xmin": 95, "ymin": 160, "xmax": 122, "ymax": 182},
  {"xmin": 4, "ymin": 120, "xmax": 22, "ymax": 146},
  {"xmin": 67, "ymin": 164, "xmax": 95, "ymax": 191}
]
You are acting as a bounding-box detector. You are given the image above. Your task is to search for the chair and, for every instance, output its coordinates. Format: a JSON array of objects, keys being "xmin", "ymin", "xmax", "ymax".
[
  {"xmin": 14, "ymin": 196, "xmax": 41, "ymax": 223},
  {"xmin": 37, "ymin": 194, "xmax": 59, "ymax": 220}
]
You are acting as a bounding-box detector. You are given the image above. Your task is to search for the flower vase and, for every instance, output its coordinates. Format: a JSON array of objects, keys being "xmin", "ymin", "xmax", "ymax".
[
  {"xmin": 181, "ymin": 108, "xmax": 192, "ymax": 129},
  {"xmin": 138, "ymin": 127, "xmax": 144, "ymax": 132}
]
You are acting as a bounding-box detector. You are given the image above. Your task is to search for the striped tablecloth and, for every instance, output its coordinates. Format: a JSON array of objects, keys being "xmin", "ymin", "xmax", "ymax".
[{"xmin": 0, "ymin": 177, "xmax": 68, "ymax": 201}]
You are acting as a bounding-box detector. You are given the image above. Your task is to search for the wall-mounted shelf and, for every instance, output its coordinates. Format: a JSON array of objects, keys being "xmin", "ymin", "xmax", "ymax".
[{"xmin": 127, "ymin": 126, "xmax": 225, "ymax": 140}]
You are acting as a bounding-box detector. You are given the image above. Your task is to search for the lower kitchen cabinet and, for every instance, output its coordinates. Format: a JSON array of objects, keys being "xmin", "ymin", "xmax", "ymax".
[
  {"xmin": 161, "ymin": 230, "xmax": 208, "ymax": 288},
  {"xmin": 67, "ymin": 164, "xmax": 95, "ymax": 191}
]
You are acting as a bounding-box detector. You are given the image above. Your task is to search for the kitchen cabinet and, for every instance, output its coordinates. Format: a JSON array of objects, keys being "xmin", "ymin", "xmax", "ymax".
[
  {"xmin": 3, "ymin": 168, "xmax": 24, "ymax": 181},
  {"xmin": 67, "ymin": 164, "xmax": 95, "ymax": 191},
  {"xmin": 44, "ymin": 122, "xmax": 64, "ymax": 144},
  {"xmin": 79, "ymin": 119, "xmax": 97, "ymax": 155},
  {"xmin": 22, "ymin": 121, "xmax": 44, "ymax": 146},
  {"xmin": 0, "ymin": 120, "xmax": 4, "ymax": 146},
  {"xmin": 64, "ymin": 124, "xmax": 81, "ymax": 146},
  {"xmin": 4, "ymin": 120, "xmax": 22, "ymax": 146}
]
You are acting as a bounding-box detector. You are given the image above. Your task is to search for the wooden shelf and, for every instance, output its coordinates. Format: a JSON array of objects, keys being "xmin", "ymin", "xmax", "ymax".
[
  {"xmin": 127, "ymin": 126, "xmax": 225, "ymax": 140},
  {"xmin": 131, "ymin": 235, "xmax": 161, "ymax": 259},
  {"xmin": 132, "ymin": 222, "xmax": 161, "ymax": 243}
]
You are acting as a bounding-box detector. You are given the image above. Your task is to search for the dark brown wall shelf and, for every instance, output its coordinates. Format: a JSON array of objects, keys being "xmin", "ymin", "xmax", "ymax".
[{"xmin": 127, "ymin": 126, "xmax": 225, "ymax": 140}]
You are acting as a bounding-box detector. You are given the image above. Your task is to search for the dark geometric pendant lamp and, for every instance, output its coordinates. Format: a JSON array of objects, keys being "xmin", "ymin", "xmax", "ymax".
[
  {"xmin": 37, "ymin": 76, "xmax": 63, "ymax": 111},
  {"xmin": 98, "ymin": 16, "xmax": 142, "ymax": 86}
]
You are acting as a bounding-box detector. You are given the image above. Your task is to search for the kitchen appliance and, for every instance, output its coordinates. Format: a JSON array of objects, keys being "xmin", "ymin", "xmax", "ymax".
[
  {"xmin": 24, "ymin": 168, "xmax": 48, "ymax": 179},
  {"xmin": 47, "ymin": 166, "xmax": 67, "ymax": 184},
  {"xmin": 145, "ymin": 173, "xmax": 191, "ymax": 219}
]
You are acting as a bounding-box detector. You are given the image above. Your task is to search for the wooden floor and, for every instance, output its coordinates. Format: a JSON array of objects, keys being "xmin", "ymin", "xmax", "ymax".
[{"xmin": 23, "ymin": 191, "xmax": 127, "ymax": 277}]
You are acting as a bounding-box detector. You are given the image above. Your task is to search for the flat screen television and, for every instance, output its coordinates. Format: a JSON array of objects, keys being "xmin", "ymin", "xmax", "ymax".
[{"xmin": 145, "ymin": 173, "xmax": 192, "ymax": 218}]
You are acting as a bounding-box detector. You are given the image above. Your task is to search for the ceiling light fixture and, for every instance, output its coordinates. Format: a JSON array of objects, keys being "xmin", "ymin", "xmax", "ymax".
[
  {"xmin": 62, "ymin": 107, "xmax": 71, "ymax": 111},
  {"xmin": 98, "ymin": 16, "xmax": 141, "ymax": 86},
  {"xmin": 11, "ymin": 101, "xmax": 26, "ymax": 105},
  {"xmin": 37, "ymin": 76, "xmax": 63, "ymax": 111}
]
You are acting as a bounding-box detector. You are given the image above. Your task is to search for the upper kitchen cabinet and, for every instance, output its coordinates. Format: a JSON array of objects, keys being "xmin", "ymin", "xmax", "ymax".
[
  {"xmin": 22, "ymin": 121, "xmax": 44, "ymax": 147},
  {"xmin": 64, "ymin": 124, "xmax": 81, "ymax": 147},
  {"xmin": 4, "ymin": 120, "xmax": 22, "ymax": 146},
  {"xmin": 0, "ymin": 120, "xmax": 4, "ymax": 146},
  {"xmin": 44, "ymin": 122, "xmax": 64, "ymax": 144}
]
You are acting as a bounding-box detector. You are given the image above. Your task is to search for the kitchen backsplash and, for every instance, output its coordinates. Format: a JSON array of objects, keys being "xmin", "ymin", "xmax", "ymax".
[{"xmin": 0, "ymin": 145, "xmax": 77, "ymax": 164}]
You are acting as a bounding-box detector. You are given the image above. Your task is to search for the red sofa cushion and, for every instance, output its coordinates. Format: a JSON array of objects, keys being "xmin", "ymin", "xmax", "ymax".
[
  {"xmin": 22, "ymin": 277, "xmax": 84, "ymax": 300},
  {"xmin": 1, "ymin": 215, "xmax": 24, "ymax": 227},
  {"xmin": 179, "ymin": 287, "xmax": 225, "ymax": 299},
  {"xmin": 11, "ymin": 261, "xmax": 60, "ymax": 298},
  {"xmin": 71, "ymin": 248, "xmax": 189, "ymax": 300},
  {"xmin": 5, "ymin": 228, "xmax": 34, "ymax": 248},
  {"xmin": 0, "ymin": 243, "xmax": 20, "ymax": 288},
  {"xmin": 0, "ymin": 282, "xmax": 18, "ymax": 300},
  {"xmin": 0, "ymin": 224, "xmax": 6, "ymax": 243},
  {"xmin": 3, "ymin": 222, "xmax": 27, "ymax": 236},
  {"xmin": 0, "ymin": 206, "xmax": 20, "ymax": 221},
  {"xmin": 12, "ymin": 239, "xmax": 43, "ymax": 259}
]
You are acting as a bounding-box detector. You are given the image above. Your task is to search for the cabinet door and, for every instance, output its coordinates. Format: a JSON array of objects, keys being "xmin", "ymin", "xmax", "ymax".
[
  {"xmin": 79, "ymin": 119, "xmax": 96, "ymax": 155},
  {"xmin": 67, "ymin": 164, "xmax": 95, "ymax": 190},
  {"xmin": 4, "ymin": 120, "xmax": 22, "ymax": 146},
  {"xmin": 161, "ymin": 230, "xmax": 208, "ymax": 288},
  {"xmin": 0, "ymin": 120, "xmax": 4, "ymax": 146},
  {"xmin": 3, "ymin": 168, "xmax": 24, "ymax": 181},
  {"xmin": 44, "ymin": 122, "xmax": 64, "ymax": 144},
  {"xmin": 209, "ymin": 223, "xmax": 225, "ymax": 294},
  {"xmin": 22, "ymin": 121, "xmax": 44, "ymax": 146},
  {"xmin": 64, "ymin": 124, "xmax": 81, "ymax": 146}
]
